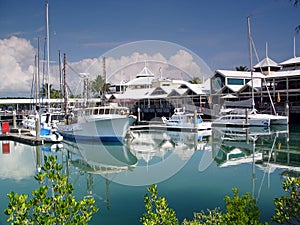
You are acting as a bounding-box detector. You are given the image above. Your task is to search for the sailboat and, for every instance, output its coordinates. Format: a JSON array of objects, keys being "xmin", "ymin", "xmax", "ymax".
[
  {"xmin": 213, "ymin": 17, "xmax": 288, "ymax": 127},
  {"xmin": 246, "ymin": 17, "xmax": 288, "ymax": 125},
  {"xmin": 21, "ymin": 2, "xmax": 64, "ymax": 143}
]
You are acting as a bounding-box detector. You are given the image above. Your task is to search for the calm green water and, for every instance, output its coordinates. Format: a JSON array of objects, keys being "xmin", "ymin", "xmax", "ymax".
[{"xmin": 0, "ymin": 124, "xmax": 299, "ymax": 224}]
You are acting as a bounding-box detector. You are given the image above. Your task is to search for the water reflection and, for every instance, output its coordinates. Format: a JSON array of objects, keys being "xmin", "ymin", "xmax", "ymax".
[
  {"xmin": 211, "ymin": 125, "xmax": 296, "ymax": 172},
  {"xmin": 0, "ymin": 125, "xmax": 299, "ymax": 224},
  {"xmin": 0, "ymin": 141, "xmax": 36, "ymax": 180},
  {"xmin": 58, "ymin": 125, "xmax": 298, "ymax": 188}
]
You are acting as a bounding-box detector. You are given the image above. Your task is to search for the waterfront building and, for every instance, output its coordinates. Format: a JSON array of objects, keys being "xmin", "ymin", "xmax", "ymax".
[
  {"xmin": 110, "ymin": 65, "xmax": 210, "ymax": 121},
  {"xmin": 210, "ymin": 55, "xmax": 300, "ymax": 121}
]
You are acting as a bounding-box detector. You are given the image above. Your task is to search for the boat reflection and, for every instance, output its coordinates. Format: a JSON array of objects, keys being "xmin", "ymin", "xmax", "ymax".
[
  {"xmin": 127, "ymin": 129, "xmax": 211, "ymax": 163},
  {"xmin": 211, "ymin": 125, "xmax": 300, "ymax": 176},
  {"xmin": 63, "ymin": 140, "xmax": 138, "ymax": 174}
]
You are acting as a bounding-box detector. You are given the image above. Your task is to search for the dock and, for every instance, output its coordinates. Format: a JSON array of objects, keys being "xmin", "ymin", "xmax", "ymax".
[
  {"xmin": 0, "ymin": 129, "xmax": 44, "ymax": 145},
  {"xmin": 130, "ymin": 123, "xmax": 198, "ymax": 132}
]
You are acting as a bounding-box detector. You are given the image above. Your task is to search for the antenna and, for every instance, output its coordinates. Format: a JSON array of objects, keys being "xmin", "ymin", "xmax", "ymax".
[{"xmin": 294, "ymin": 35, "xmax": 296, "ymax": 58}]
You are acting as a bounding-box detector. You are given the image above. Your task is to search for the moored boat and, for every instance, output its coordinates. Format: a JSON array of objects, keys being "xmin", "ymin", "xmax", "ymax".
[
  {"xmin": 212, "ymin": 109, "xmax": 270, "ymax": 127},
  {"xmin": 162, "ymin": 108, "xmax": 212, "ymax": 131},
  {"xmin": 57, "ymin": 104, "xmax": 136, "ymax": 143}
]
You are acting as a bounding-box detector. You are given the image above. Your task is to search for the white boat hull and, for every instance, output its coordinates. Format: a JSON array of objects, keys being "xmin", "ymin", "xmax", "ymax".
[
  {"xmin": 212, "ymin": 114, "xmax": 270, "ymax": 127},
  {"xmin": 57, "ymin": 115, "xmax": 130, "ymax": 142}
]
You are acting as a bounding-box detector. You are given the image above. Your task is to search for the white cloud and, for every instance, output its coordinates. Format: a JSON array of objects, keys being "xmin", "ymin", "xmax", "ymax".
[
  {"xmin": 65, "ymin": 49, "xmax": 212, "ymax": 94},
  {"xmin": 0, "ymin": 38, "xmax": 212, "ymax": 97},
  {"xmin": 0, "ymin": 142, "xmax": 36, "ymax": 180},
  {"xmin": 0, "ymin": 36, "xmax": 35, "ymax": 97}
]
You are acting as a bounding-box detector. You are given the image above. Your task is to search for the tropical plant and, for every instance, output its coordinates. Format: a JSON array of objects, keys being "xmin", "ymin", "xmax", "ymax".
[
  {"xmin": 222, "ymin": 188, "xmax": 267, "ymax": 225},
  {"xmin": 182, "ymin": 208, "xmax": 223, "ymax": 225},
  {"xmin": 4, "ymin": 155, "xmax": 98, "ymax": 225},
  {"xmin": 272, "ymin": 177, "xmax": 300, "ymax": 225},
  {"xmin": 235, "ymin": 66, "xmax": 249, "ymax": 71},
  {"xmin": 189, "ymin": 77, "xmax": 202, "ymax": 84},
  {"xmin": 91, "ymin": 75, "xmax": 110, "ymax": 97},
  {"xmin": 41, "ymin": 83, "xmax": 62, "ymax": 99},
  {"xmin": 183, "ymin": 188, "xmax": 267, "ymax": 225},
  {"xmin": 140, "ymin": 184, "xmax": 179, "ymax": 225}
]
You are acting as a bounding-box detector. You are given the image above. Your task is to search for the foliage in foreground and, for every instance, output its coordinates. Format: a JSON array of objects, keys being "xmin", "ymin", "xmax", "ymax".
[
  {"xmin": 140, "ymin": 184, "xmax": 179, "ymax": 225},
  {"xmin": 4, "ymin": 155, "xmax": 98, "ymax": 225},
  {"xmin": 272, "ymin": 177, "xmax": 300, "ymax": 225},
  {"xmin": 141, "ymin": 177, "xmax": 300, "ymax": 225}
]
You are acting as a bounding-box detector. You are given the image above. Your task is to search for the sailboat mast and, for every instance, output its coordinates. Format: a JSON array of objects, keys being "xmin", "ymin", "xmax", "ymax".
[
  {"xmin": 46, "ymin": 2, "xmax": 50, "ymax": 108},
  {"xmin": 247, "ymin": 16, "xmax": 255, "ymax": 111},
  {"xmin": 102, "ymin": 57, "xmax": 106, "ymax": 105},
  {"xmin": 63, "ymin": 53, "xmax": 68, "ymax": 114},
  {"xmin": 37, "ymin": 37, "xmax": 41, "ymax": 109}
]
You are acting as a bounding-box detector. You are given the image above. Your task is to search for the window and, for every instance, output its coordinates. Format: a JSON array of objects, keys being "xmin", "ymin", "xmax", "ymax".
[{"xmin": 227, "ymin": 78, "xmax": 244, "ymax": 85}]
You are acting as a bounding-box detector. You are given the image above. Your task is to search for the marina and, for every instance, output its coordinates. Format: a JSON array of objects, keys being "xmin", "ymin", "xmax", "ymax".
[
  {"xmin": 1, "ymin": 1, "xmax": 300, "ymax": 224},
  {"xmin": 0, "ymin": 122, "xmax": 298, "ymax": 225}
]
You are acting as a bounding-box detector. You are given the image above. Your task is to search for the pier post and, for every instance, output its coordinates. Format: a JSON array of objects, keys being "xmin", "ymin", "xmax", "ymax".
[
  {"xmin": 285, "ymin": 102, "xmax": 289, "ymax": 124},
  {"xmin": 137, "ymin": 107, "xmax": 141, "ymax": 123},
  {"xmin": 245, "ymin": 109, "xmax": 248, "ymax": 125},
  {"xmin": 194, "ymin": 110, "xmax": 197, "ymax": 128},
  {"xmin": 35, "ymin": 113, "xmax": 40, "ymax": 139},
  {"xmin": 13, "ymin": 110, "xmax": 17, "ymax": 129}
]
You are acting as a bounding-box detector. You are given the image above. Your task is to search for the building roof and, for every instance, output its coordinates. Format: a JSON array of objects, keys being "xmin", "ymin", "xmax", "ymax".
[
  {"xmin": 254, "ymin": 57, "xmax": 281, "ymax": 69},
  {"xmin": 280, "ymin": 57, "xmax": 300, "ymax": 66},
  {"xmin": 136, "ymin": 66, "xmax": 154, "ymax": 78},
  {"xmin": 126, "ymin": 76, "xmax": 155, "ymax": 86},
  {"xmin": 264, "ymin": 69, "xmax": 300, "ymax": 79},
  {"xmin": 216, "ymin": 70, "xmax": 264, "ymax": 78}
]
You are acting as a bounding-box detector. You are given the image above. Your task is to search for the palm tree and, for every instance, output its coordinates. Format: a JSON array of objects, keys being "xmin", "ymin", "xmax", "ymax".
[
  {"xmin": 91, "ymin": 75, "xmax": 110, "ymax": 97},
  {"xmin": 291, "ymin": 0, "xmax": 300, "ymax": 32},
  {"xmin": 189, "ymin": 77, "xmax": 202, "ymax": 84},
  {"xmin": 40, "ymin": 83, "xmax": 61, "ymax": 99},
  {"xmin": 235, "ymin": 66, "xmax": 249, "ymax": 71}
]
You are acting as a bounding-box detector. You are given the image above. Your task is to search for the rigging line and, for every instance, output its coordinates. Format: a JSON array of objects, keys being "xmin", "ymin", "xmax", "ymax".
[
  {"xmin": 250, "ymin": 37, "xmax": 277, "ymax": 115},
  {"xmin": 256, "ymin": 133, "xmax": 278, "ymax": 201},
  {"xmin": 65, "ymin": 62, "xmax": 83, "ymax": 77}
]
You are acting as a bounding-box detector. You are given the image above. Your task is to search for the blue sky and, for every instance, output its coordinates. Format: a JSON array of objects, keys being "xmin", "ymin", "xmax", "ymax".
[{"xmin": 0, "ymin": 0, "xmax": 300, "ymax": 96}]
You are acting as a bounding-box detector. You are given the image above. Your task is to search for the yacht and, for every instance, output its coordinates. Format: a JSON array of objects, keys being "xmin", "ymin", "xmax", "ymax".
[
  {"xmin": 212, "ymin": 109, "xmax": 270, "ymax": 127},
  {"xmin": 162, "ymin": 108, "xmax": 212, "ymax": 131}
]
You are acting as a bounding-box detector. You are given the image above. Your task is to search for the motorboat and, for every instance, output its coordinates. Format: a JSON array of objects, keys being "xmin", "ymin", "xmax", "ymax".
[
  {"xmin": 57, "ymin": 104, "xmax": 136, "ymax": 143},
  {"xmin": 162, "ymin": 108, "xmax": 212, "ymax": 131},
  {"xmin": 22, "ymin": 112, "xmax": 64, "ymax": 143},
  {"xmin": 212, "ymin": 108, "xmax": 288, "ymax": 127},
  {"xmin": 212, "ymin": 109, "xmax": 270, "ymax": 127},
  {"xmin": 29, "ymin": 127, "xmax": 63, "ymax": 143}
]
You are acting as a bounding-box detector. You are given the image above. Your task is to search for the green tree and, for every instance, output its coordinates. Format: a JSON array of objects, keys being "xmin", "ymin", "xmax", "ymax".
[
  {"xmin": 222, "ymin": 188, "xmax": 266, "ymax": 225},
  {"xmin": 5, "ymin": 155, "xmax": 98, "ymax": 225},
  {"xmin": 41, "ymin": 83, "xmax": 62, "ymax": 99},
  {"xmin": 189, "ymin": 77, "xmax": 202, "ymax": 84},
  {"xmin": 91, "ymin": 75, "xmax": 110, "ymax": 97},
  {"xmin": 235, "ymin": 66, "xmax": 249, "ymax": 71},
  {"xmin": 183, "ymin": 188, "xmax": 267, "ymax": 225},
  {"xmin": 272, "ymin": 177, "xmax": 300, "ymax": 225},
  {"xmin": 140, "ymin": 184, "xmax": 178, "ymax": 225},
  {"xmin": 182, "ymin": 208, "xmax": 223, "ymax": 225}
]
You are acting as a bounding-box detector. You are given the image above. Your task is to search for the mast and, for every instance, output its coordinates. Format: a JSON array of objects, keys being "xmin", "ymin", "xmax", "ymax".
[
  {"xmin": 102, "ymin": 57, "xmax": 106, "ymax": 105},
  {"xmin": 247, "ymin": 16, "xmax": 255, "ymax": 111},
  {"xmin": 63, "ymin": 53, "xmax": 67, "ymax": 114},
  {"xmin": 45, "ymin": 2, "xmax": 50, "ymax": 108},
  {"xmin": 37, "ymin": 37, "xmax": 41, "ymax": 109}
]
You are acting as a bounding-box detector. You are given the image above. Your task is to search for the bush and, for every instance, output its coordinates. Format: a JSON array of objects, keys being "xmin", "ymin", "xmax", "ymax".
[{"xmin": 4, "ymin": 155, "xmax": 98, "ymax": 225}]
